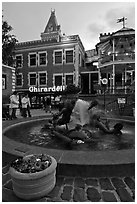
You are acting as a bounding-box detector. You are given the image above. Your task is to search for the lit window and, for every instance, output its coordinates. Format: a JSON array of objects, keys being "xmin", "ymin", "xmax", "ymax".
[
  {"xmin": 16, "ymin": 74, "xmax": 22, "ymax": 86},
  {"xmin": 39, "ymin": 52, "xmax": 47, "ymax": 65},
  {"xmin": 16, "ymin": 55, "xmax": 22, "ymax": 68},
  {"xmin": 39, "ymin": 72, "xmax": 47, "ymax": 85},
  {"xmin": 65, "ymin": 50, "xmax": 73, "ymax": 63},
  {"xmin": 29, "ymin": 54, "xmax": 37, "ymax": 66},
  {"xmin": 54, "ymin": 51, "xmax": 62, "ymax": 64},
  {"xmin": 29, "ymin": 73, "xmax": 37, "ymax": 85}
]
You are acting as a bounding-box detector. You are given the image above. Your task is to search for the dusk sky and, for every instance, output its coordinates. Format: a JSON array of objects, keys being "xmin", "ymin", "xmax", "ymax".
[{"xmin": 2, "ymin": 1, "xmax": 135, "ymax": 50}]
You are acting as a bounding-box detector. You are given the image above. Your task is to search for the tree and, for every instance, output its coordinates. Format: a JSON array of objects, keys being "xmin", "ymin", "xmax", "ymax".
[
  {"xmin": 2, "ymin": 16, "xmax": 18, "ymax": 66},
  {"xmin": 64, "ymin": 84, "xmax": 81, "ymax": 94}
]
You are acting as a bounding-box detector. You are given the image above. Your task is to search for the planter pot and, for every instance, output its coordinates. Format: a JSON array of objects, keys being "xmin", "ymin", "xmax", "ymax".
[{"xmin": 9, "ymin": 155, "xmax": 57, "ymax": 200}]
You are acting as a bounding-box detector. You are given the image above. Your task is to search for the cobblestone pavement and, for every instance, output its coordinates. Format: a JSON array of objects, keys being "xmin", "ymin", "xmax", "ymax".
[
  {"xmin": 2, "ymin": 109, "xmax": 135, "ymax": 202},
  {"xmin": 2, "ymin": 164, "xmax": 135, "ymax": 202}
]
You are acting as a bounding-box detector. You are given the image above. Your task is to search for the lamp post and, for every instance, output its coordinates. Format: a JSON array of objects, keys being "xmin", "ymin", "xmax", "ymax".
[
  {"xmin": 62, "ymin": 52, "xmax": 65, "ymax": 89},
  {"xmin": 101, "ymin": 78, "xmax": 108, "ymax": 110}
]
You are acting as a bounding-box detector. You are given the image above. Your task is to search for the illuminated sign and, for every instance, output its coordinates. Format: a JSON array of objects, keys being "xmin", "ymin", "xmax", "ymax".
[
  {"xmin": 29, "ymin": 85, "xmax": 66, "ymax": 93},
  {"xmin": 117, "ymin": 98, "xmax": 126, "ymax": 104}
]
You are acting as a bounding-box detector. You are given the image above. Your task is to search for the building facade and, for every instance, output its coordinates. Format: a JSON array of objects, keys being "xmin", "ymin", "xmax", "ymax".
[
  {"xmin": 2, "ymin": 64, "xmax": 16, "ymax": 103},
  {"xmin": 14, "ymin": 11, "xmax": 135, "ymax": 99},
  {"xmin": 81, "ymin": 49, "xmax": 99, "ymax": 94},
  {"xmin": 96, "ymin": 25, "xmax": 135, "ymax": 94},
  {"xmin": 14, "ymin": 10, "xmax": 85, "ymax": 97}
]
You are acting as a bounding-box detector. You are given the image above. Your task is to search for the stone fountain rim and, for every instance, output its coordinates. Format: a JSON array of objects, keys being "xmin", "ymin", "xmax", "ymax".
[{"xmin": 2, "ymin": 117, "xmax": 135, "ymax": 166}]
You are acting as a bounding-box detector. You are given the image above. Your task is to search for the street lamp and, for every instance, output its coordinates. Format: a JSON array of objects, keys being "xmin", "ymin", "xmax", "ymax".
[{"xmin": 101, "ymin": 78, "xmax": 108, "ymax": 110}]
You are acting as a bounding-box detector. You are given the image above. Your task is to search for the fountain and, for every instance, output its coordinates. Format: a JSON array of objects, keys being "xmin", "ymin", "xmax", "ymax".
[
  {"xmin": 3, "ymin": 105, "xmax": 134, "ymax": 152},
  {"xmin": 2, "ymin": 86, "xmax": 135, "ymax": 177},
  {"xmin": 3, "ymin": 115, "xmax": 135, "ymax": 176}
]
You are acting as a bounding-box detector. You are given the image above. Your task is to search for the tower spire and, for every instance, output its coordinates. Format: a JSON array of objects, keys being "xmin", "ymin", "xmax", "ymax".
[{"xmin": 41, "ymin": 10, "xmax": 61, "ymax": 41}]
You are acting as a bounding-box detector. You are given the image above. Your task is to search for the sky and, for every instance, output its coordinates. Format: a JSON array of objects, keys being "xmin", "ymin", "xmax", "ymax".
[{"xmin": 2, "ymin": 1, "xmax": 135, "ymax": 50}]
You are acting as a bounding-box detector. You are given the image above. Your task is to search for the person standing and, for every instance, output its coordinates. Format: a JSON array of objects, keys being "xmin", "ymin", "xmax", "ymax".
[
  {"xmin": 45, "ymin": 96, "xmax": 51, "ymax": 113},
  {"xmin": 42, "ymin": 97, "xmax": 46, "ymax": 111},
  {"xmin": 26, "ymin": 94, "xmax": 32, "ymax": 117},
  {"xmin": 9, "ymin": 91, "xmax": 19, "ymax": 119},
  {"xmin": 21, "ymin": 94, "xmax": 31, "ymax": 117}
]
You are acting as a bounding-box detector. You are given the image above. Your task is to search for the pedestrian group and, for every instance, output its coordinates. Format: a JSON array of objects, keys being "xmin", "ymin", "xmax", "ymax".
[{"xmin": 9, "ymin": 91, "xmax": 32, "ymax": 119}]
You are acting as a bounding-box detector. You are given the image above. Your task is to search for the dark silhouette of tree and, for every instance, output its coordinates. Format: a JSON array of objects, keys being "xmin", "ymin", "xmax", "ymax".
[
  {"xmin": 2, "ymin": 16, "xmax": 18, "ymax": 66},
  {"xmin": 64, "ymin": 84, "xmax": 81, "ymax": 94}
]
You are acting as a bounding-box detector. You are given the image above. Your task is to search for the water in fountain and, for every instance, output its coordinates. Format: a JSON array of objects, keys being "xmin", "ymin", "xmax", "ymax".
[{"xmin": 4, "ymin": 98, "xmax": 135, "ymax": 151}]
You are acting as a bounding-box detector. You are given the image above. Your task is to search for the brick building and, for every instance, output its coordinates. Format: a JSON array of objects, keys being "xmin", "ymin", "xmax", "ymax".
[
  {"xmin": 14, "ymin": 11, "xmax": 135, "ymax": 103},
  {"xmin": 2, "ymin": 64, "xmax": 16, "ymax": 104},
  {"xmin": 14, "ymin": 10, "xmax": 85, "ymax": 99}
]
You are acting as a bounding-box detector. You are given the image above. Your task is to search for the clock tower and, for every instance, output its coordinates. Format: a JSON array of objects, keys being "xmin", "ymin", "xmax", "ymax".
[{"xmin": 41, "ymin": 9, "xmax": 61, "ymax": 42}]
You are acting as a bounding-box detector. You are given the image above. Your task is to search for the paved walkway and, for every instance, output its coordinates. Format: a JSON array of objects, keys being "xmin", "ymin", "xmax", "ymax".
[
  {"xmin": 2, "ymin": 164, "xmax": 135, "ymax": 202},
  {"xmin": 2, "ymin": 109, "xmax": 135, "ymax": 202}
]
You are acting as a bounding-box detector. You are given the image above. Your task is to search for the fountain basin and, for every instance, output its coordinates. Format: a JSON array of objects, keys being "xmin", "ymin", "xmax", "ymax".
[{"xmin": 3, "ymin": 117, "xmax": 135, "ymax": 177}]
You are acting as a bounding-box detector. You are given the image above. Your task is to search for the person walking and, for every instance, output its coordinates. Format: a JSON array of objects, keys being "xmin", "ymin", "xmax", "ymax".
[{"xmin": 9, "ymin": 91, "xmax": 19, "ymax": 119}]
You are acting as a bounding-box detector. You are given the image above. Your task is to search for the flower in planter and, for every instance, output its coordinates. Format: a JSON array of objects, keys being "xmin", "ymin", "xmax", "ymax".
[{"xmin": 10, "ymin": 154, "xmax": 52, "ymax": 173}]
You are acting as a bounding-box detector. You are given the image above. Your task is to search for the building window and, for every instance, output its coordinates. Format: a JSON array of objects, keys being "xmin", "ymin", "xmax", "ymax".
[
  {"xmin": 54, "ymin": 50, "xmax": 62, "ymax": 64},
  {"xmin": 65, "ymin": 49, "xmax": 74, "ymax": 64},
  {"xmin": 38, "ymin": 72, "xmax": 47, "ymax": 85},
  {"xmin": 29, "ymin": 53, "xmax": 37, "ymax": 66},
  {"xmin": 2, "ymin": 74, "xmax": 6, "ymax": 89},
  {"xmin": 65, "ymin": 74, "xmax": 73, "ymax": 86},
  {"xmin": 38, "ymin": 52, "xmax": 47, "ymax": 66},
  {"xmin": 115, "ymin": 73, "xmax": 122, "ymax": 87},
  {"xmin": 54, "ymin": 75, "xmax": 62, "ymax": 86},
  {"xmin": 79, "ymin": 53, "xmax": 81, "ymax": 66},
  {"xmin": 82, "ymin": 58, "xmax": 85, "ymax": 67},
  {"xmin": 29, "ymin": 73, "xmax": 37, "ymax": 86},
  {"xmin": 16, "ymin": 74, "xmax": 23, "ymax": 86},
  {"xmin": 15, "ymin": 55, "xmax": 23, "ymax": 68}
]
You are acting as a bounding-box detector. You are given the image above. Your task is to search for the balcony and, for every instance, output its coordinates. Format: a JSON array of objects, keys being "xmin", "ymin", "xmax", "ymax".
[
  {"xmin": 99, "ymin": 52, "xmax": 135, "ymax": 66},
  {"xmin": 114, "ymin": 53, "xmax": 135, "ymax": 61}
]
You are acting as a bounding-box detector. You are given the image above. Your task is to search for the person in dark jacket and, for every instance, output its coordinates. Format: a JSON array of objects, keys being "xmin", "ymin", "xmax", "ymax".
[{"xmin": 45, "ymin": 96, "xmax": 51, "ymax": 113}]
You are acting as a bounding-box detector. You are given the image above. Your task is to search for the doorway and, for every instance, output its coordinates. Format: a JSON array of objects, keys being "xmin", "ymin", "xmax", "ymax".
[{"xmin": 81, "ymin": 74, "xmax": 89, "ymax": 94}]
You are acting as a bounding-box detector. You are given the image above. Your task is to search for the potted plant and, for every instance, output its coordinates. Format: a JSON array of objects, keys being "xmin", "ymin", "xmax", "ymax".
[{"xmin": 9, "ymin": 154, "xmax": 57, "ymax": 200}]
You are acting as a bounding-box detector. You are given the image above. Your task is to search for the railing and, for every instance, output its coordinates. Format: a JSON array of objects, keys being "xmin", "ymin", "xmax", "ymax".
[
  {"xmin": 114, "ymin": 53, "xmax": 135, "ymax": 61},
  {"xmin": 99, "ymin": 52, "xmax": 135, "ymax": 65},
  {"xmin": 98, "ymin": 85, "xmax": 135, "ymax": 95},
  {"xmin": 105, "ymin": 90, "xmax": 135, "ymax": 116}
]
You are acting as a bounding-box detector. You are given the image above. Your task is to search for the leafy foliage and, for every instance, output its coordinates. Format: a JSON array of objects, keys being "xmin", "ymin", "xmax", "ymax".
[
  {"xmin": 2, "ymin": 17, "xmax": 18, "ymax": 66},
  {"xmin": 64, "ymin": 84, "xmax": 81, "ymax": 94}
]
